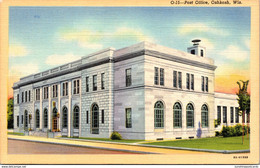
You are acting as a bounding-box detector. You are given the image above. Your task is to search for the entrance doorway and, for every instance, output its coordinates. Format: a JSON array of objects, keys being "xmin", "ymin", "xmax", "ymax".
[{"xmin": 52, "ymin": 108, "xmax": 58, "ymax": 132}]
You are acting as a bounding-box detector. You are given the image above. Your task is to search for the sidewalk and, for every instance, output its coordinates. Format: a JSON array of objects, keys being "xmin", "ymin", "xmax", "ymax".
[{"xmin": 8, "ymin": 135, "xmax": 217, "ymax": 154}]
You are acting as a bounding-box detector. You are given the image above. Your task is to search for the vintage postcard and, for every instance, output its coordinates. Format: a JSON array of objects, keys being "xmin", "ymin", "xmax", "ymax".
[{"xmin": 0, "ymin": 0, "xmax": 259, "ymax": 165}]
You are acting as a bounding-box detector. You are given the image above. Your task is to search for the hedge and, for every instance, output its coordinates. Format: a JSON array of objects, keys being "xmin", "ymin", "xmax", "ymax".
[
  {"xmin": 216, "ymin": 124, "xmax": 250, "ymax": 137},
  {"xmin": 110, "ymin": 131, "xmax": 122, "ymax": 140}
]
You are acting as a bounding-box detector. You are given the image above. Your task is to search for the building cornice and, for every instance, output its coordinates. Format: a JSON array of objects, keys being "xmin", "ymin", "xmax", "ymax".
[
  {"xmin": 13, "ymin": 48, "xmax": 216, "ymax": 89},
  {"xmin": 144, "ymin": 49, "xmax": 217, "ymax": 71}
]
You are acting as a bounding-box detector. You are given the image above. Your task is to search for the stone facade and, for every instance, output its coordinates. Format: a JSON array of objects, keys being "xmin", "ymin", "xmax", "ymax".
[{"xmin": 13, "ymin": 41, "xmax": 242, "ymax": 140}]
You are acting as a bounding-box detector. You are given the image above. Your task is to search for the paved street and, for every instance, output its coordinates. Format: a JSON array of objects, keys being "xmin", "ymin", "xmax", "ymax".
[
  {"xmin": 8, "ymin": 135, "xmax": 217, "ymax": 154},
  {"xmin": 8, "ymin": 139, "xmax": 140, "ymax": 154}
]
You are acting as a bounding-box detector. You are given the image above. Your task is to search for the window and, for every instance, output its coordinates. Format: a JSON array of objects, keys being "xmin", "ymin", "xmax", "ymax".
[
  {"xmin": 223, "ymin": 106, "xmax": 227, "ymax": 123},
  {"xmin": 154, "ymin": 67, "xmax": 159, "ymax": 85},
  {"xmin": 52, "ymin": 85, "xmax": 58, "ymax": 98},
  {"xmin": 173, "ymin": 102, "xmax": 182, "ymax": 128},
  {"xmin": 173, "ymin": 71, "xmax": 177, "ymax": 88},
  {"xmin": 160, "ymin": 68, "xmax": 164, "ymax": 86},
  {"xmin": 35, "ymin": 88, "xmax": 40, "ymax": 101},
  {"xmin": 178, "ymin": 72, "xmax": 182, "ymax": 88},
  {"xmin": 92, "ymin": 103, "xmax": 99, "ymax": 134},
  {"xmin": 62, "ymin": 107, "xmax": 68, "ymax": 128},
  {"xmin": 101, "ymin": 73, "xmax": 105, "ymax": 89},
  {"xmin": 126, "ymin": 69, "xmax": 132, "ymax": 87},
  {"xmin": 205, "ymin": 77, "xmax": 208, "ymax": 92},
  {"xmin": 235, "ymin": 107, "xmax": 239, "ymax": 123},
  {"xmin": 125, "ymin": 108, "xmax": 132, "ymax": 128},
  {"xmin": 86, "ymin": 111, "xmax": 89, "ymax": 124},
  {"xmin": 22, "ymin": 92, "xmax": 24, "ymax": 103},
  {"xmin": 62, "ymin": 82, "xmax": 68, "ymax": 96},
  {"xmin": 154, "ymin": 101, "xmax": 164, "ymax": 128},
  {"xmin": 17, "ymin": 116, "xmax": 19, "ymax": 127},
  {"xmin": 35, "ymin": 109, "xmax": 40, "ymax": 128},
  {"xmin": 201, "ymin": 76, "xmax": 205, "ymax": 91},
  {"xmin": 101, "ymin": 110, "xmax": 104, "ymax": 124},
  {"xmin": 73, "ymin": 80, "xmax": 80, "ymax": 94},
  {"xmin": 186, "ymin": 103, "xmax": 194, "ymax": 128},
  {"xmin": 201, "ymin": 104, "xmax": 208, "ymax": 127},
  {"xmin": 21, "ymin": 115, "xmax": 23, "ymax": 124},
  {"xmin": 93, "ymin": 75, "xmax": 97, "ymax": 91},
  {"xmin": 25, "ymin": 91, "xmax": 27, "ymax": 102},
  {"xmin": 24, "ymin": 110, "xmax": 28, "ymax": 128},
  {"xmin": 230, "ymin": 107, "xmax": 234, "ymax": 123},
  {"xmin": 73, "ymin": 80, "xmax": 76, "ymax": 94},
  {"xmin": 17, "ymin": 94, "xmax": 19, "ymax": 104},
  {"xmin": 44, "ymin": 87, "xmax": 49, "ymax": 99},
  {"xmin": 28, "ymin": 90, "xmax": 31, "ymax": 101},
  {"xmin": 201, "ymin": 76, "xmax": 208, "ymax": 92},
  {"xmin": 201, "ymin": 49, "xmax": 204, "ymax": 57},
  {"xmin": 191, "ymin": 74, "xmax": 194, "ymax": 90},
  {"xmin": 217, "ymin": 106, "xmax": 221, "ymax": 123},
  {"xmin": 86, "ymin": 77, "xmax": 89, "ymax": 92},
  {"xmin": 73, "ymin": 106, "xmax": 80, "ymax": 129},
  {"xmin": 186, "ymin": 73, "xmax": 190, "ymax": 89},
  {"xmin": 191, "ymin": 49, "xmax": 195, "ymax": 55},
  {"xmin": 44, "ymin": 109, "xmax": 48, "ymax": 128}
]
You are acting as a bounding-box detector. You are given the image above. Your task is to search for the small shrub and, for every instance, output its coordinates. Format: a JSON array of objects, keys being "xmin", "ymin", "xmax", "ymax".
[
  {"xmin": 110, "ymin": 131, "xmax": 122, "ymax": 140},
  {"xmin": 234, "ymin": 124, "xmax": 242, "ymax": 136},
  {"xmin": 221, "ymin": 125, "xmax": 236, "ymax": 137},
  {"xmin": 221, "ymin": 126, "xmax": 230, "ymax": 137},
  {"xmin": 215, "ymin": 131, "xmax": 220, "ymax": 137}
]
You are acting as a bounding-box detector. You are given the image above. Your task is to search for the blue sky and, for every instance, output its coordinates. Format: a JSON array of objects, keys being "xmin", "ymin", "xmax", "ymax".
[{"xmin": 8, "ymin": 7, "xmax": 251, "ymax": 96}]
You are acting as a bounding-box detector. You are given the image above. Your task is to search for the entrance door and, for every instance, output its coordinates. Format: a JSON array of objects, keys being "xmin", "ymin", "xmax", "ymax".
[
  {"xmin": 52, "ymin": 118, "xmax": 58, "ymax": 131},
  {"xmin": 91, "ymin": 103, "xmax": 99, "ymax": 134},
  {"xmin": 52, "ymin": 108, "xmax": 58, "ymax": 132}
]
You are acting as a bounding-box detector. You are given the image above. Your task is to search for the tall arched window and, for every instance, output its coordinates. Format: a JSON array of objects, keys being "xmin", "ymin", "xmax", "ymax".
[
  {"xmin": 24, "ymin": 110, "xmax": 28, "ymax": 128},
  {"xmin": 35, "ymin": 109, "xmax": 40, "ymax": 128},
  {"xmin": 44, "ymin": 108, "xmax": 48, "ymax": 128},
  {"xmin": 173, "ymin": 102, "xmax": 182, "ymax": 128},
  {"xmin": 201, "ymin": 104, "xmax": 208, "ymax": 128},
  {"xmin": 186, "ymin": 103, "xmax": 194, "ymax": 128},
  {"xmin": 73, "ymin": 106, "xmax": 80, "ymax": 129},
  {"xmin": 62, "ymin": 106, "xmax": 68, "ymax": 128},
  {"xmin": 154, "ymin": 101, "xmax": 164, "ymax": 128},
  {"xmin": 91, "ymin": 103, "xmax": 99, "ymax": 134}
]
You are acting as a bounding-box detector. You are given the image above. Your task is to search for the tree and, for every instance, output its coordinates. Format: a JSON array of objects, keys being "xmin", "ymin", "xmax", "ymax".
[
  {"xmin": 246, "ymin": 94, "xmax": 250, "ymax": 137},
  {"xmin": 7, "ymin": 98, "xmax": 14, "ymax": 129},
  {"xmin": 236, "ymin": 80, "xmax": 250, "ymax": 144}
]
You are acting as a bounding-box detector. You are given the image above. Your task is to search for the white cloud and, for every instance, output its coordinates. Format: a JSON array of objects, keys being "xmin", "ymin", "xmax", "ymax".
[
  {"xmin": 9, "ymin": 63, "xmax": 39, "ymax": 77},
  {"xmin": 9, "ymin": 44, "xmax": 29, "ymax": 57},
  {"xmin": 219, "ymin": 45, "xmax": 249, "ymax": 62},
  {"xmin": 59, "ymin": 27, "xmax": 156, "ymax": 49},
  {"xmin": 59, "ymin": 30, "xmax": 103, "ymax": 50},
  {"xmin": 113, "ymin": 27, "xmax": 156, "ymax": 43},
  {"xmin": 45, "ymin": 53, "xmax": 81, "ymax": 66},
  {"xmin": 178, "ymin": 23, "xmax": 229, "ymax": 36},
  {"xmin": 244, "ymin": 37, "xmax": 250, "ymax": 49}
]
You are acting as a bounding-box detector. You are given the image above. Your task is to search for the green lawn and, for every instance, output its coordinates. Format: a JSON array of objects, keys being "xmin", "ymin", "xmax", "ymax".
[
  {"xmin": 8, "ymin": 132, "xmax": 24, "ymax": 136},
  {"xmin": 70, "ymin": 137, "xmax": 144, "ymax": 143},
  {"xmin": 145, "ymin": 136, "xmax": 250, "ymax": 150}
]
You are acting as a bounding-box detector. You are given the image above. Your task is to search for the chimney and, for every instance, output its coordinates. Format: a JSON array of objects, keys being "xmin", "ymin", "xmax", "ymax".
[{"xmin": 187, "ymin": 39, "xmax": 206, "ymax": 57}]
